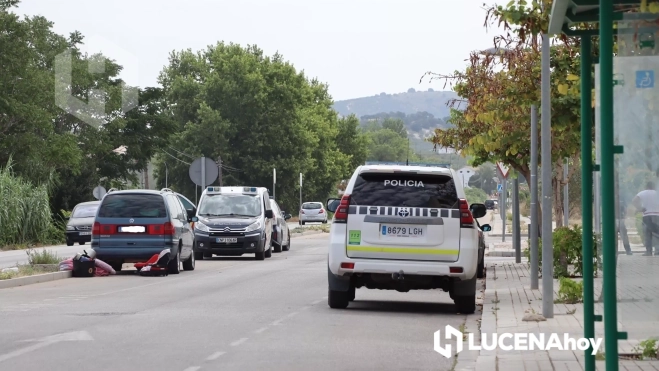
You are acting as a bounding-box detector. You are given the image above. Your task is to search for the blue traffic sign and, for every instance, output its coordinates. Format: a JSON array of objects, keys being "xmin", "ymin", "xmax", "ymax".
[
  {"xmin": 636, "ymin": 70, "xmax": 654, "ymax": 88},
  {"xmin": 497, "ymin": 184, "xmax": 503, "ymax": 192}
]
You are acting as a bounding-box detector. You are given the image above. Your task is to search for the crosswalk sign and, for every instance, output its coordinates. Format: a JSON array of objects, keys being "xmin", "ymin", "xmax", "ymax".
[{"xmin": 497, "ymin": 184, "xmax": 503, "ymax": 192}]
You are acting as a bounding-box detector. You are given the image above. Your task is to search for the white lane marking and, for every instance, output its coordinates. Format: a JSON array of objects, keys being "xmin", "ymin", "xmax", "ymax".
[
  {"xmin": 231, "ymin": 338, "xmax": 248, "ymax": 346},
  {"xmin": 287, "ymin": 311, "xmax": 298, "ymax": 318},
  {"xmin": 311, "ymin": 300, "xmax": 322, "ymax": 305},
  {"xmin": 183, "ymin": 367, "xmax": 201, "ymax": 371},
  {"xmin": 254, "ymin": 327, "xmax": 268, "ymax": 334},
  {"xmin": 206, "ymin": 351, "xmax": 225, "ymax": 361},
  {"xmin": 271, "ymin": 319, "xmax": 284, "ymax": 326},
  {"xmin": 301, "ymin": 306, "xmax": 310, "ymax": 311}
]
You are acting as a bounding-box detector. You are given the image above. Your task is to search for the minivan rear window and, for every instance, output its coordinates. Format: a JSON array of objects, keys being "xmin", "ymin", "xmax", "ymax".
[
  {"xmin": 350, "ymin": 172, "xmax": 460, "ymax": 209},
  {"xmin": 302, "ymin": 203, "xmax": 322, "ymax": 209},
  {"xmin": 97, "ymin": 194, "xmax": 167, "ymax": 218}
]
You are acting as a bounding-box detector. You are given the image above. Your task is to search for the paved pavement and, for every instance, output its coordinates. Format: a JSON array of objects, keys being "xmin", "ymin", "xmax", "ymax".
[
  {"xmin": 0, "ymin": 222, "xmax": 317, "ymax": 269},
  {"xmin": 455, "ymin": 256, "xmax": 659, "ymax": 371},
  {"xmin": 0, "ymin": 233, "xmax": 467, "ymax": 371}
]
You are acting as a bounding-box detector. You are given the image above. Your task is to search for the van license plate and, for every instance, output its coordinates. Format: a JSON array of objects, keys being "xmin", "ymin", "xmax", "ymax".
[
  {"xmin": 216, "ymin": 238, "xmax": 238, "ymax": 243},
  {"xmin": 381, "ymin": 225, "xmax": 425, "ymax": 237}
]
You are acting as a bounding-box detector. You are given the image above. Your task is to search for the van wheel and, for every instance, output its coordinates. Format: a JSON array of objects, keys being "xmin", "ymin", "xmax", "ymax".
[
  {"xmin": 283, "ymin": 235, "xmax": 290, "ymax": 251},
  {"xmin": 273, "ymin": 242, "xmax": 282, "ymax": 253},
  {"xmin": 194, "ymin": 251, "xmax": 204, "ymax": 260},
  {"xmin": 183, "ymin": 250, "xmax": 195, "ymax": 271},
  {"xmin": 454, "ymin": 295, "xmax": 476, "ymax": 314},
  {"xmin": 265, "ymin": 243, "xmax": 272, "ymax": 258},
  {"xmin": 255, "ymin": 249, "xmax": 265, "ymax": 260},
  {"xmin": 328, "ymin": 289, "xmax": 350, "ymax": 309},
  {"xmin": 66, "ymin": 240, "xmax": 73, "ymax": 246},
  {"xmin": 168, "ymin": 250, "xmax": 181, "ymax": 274}
]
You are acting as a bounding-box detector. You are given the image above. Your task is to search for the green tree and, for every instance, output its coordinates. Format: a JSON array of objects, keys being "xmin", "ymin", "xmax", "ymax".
[
  {"xmin": 155, "ymin": 42, "xmax": 349, "ymax": 213},
  {"xmin": 336, "ymin": 115, "xmax": 369, "ymax": 176}
]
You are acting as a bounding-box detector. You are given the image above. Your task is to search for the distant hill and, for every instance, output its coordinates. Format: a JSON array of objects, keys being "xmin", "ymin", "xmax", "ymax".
[{"xmin": 333, "ymin": 88, "xmax": 459, "ymax": 120}]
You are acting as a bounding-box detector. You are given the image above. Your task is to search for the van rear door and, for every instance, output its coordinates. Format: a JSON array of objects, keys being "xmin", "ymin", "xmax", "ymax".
[{"xmin": 345, "ymin": 170, "xmax": 461, "ymax": 262}]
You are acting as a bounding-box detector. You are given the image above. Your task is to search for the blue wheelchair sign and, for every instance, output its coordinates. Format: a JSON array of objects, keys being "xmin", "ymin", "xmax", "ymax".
[{"xmin": 636, "ymin": 70, "xmax": 654, "ymax": 88}]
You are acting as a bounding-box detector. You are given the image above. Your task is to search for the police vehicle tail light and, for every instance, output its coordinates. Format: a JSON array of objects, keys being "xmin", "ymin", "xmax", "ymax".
[
  {"xmin": 334, "ymin": 194, "xmax": 351, "ymax": 223},
  {"xmin": 449, "ymin": 267, "xmax": 463, "ymax": 273},
  {"xmin": 340, "ymin": 262, "xmax": 354, "ymax": 269},
  {"xmin": 459, "ymin": 199, "xmax": 474, "ymax": 227}
]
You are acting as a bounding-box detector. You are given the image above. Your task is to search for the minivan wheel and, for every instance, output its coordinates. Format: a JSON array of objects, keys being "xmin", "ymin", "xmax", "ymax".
[
  {"xmin": 328, "ymin": 288, "xmax": 350, "ymax": 309},
  {"xmin": 168, "ymin": 250, "xmax": 181, "ymax": 274},
  {"xmin": 454, "ymin": 295, "xmax": 476, "ymax": 314},
  {"xmin": 183, "ymin": 250, "xmax": 195, "ymax": 271},
  {"xmin": 66, "ymin": 239, "xmax": 73, "ymax": 247}
]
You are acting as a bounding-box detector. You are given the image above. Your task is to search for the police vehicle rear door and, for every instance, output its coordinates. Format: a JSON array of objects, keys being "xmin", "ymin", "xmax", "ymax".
[{"xmin": 345, "ymin": 168, "xmax": 462, "ymax": 262}]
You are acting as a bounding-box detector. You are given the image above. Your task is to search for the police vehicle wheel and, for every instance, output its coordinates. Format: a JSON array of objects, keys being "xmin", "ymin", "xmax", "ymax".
[
  {"xmin": 328, "ymin": 289, "xmax": 350, "ymax": 309},
  {"xmin": 454, "ymin": 295, "xmax": 476, "ymax": 314},
  {"xmin": 348, "ymin": 286, "xmax": 356, "ymax": 302},
  {"xmin": 273, "ymin": 242, "xmax": 282, "ymax": 253},
  {"xmin": 477, "ymin": 257, "xmax": 485, "ymax": 279},
  {"xmin": 183, "ymin": 250, "xmax": 195, "ymax": 271},
  {"xmin": 194, "ymin": 251, "xmax": 204, "ymax": 260},
  {"xmin": 265, "ymin": 245, "xmax": 272, "ymax": 258},
  {"xmin": 168, "ymin": 250, "xmax": 181, "ymax": 274}
]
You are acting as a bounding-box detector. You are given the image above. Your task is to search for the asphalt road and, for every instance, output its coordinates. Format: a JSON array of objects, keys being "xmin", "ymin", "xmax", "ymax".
[
  {"xmin": 0, "ymin": 221, "xmax": 319, "ymax": 269},
  {"xmin": 0, "ymin": 233, "xmax": 467, "ymax": 371}
]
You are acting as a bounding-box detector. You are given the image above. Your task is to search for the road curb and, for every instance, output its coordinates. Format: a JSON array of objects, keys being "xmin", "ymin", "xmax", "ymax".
[
  {"xmin": 0, "ymin": 270, "xmax": 72, "ymax": 290},
  {"xmin": 291, "ymin": 230, "xmax": 327, "ymax": 238}
]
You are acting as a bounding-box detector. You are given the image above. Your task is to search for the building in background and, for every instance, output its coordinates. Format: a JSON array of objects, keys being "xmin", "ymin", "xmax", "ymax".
[{"xmin": 457, "ymin": 166, "xmax": 475, "ymax": 188}]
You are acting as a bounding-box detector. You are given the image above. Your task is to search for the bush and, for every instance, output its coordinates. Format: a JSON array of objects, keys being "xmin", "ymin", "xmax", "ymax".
[
  {"xmin": 465, "ymin": 187, "xmax": 488, "ymax": 204},
  {"xmin": 0, "ymin": 162, "xmax": 54, "ymax": 246},
  {"xmin": 524, "ymin": 225, "xmax": 601, "ymax": 278},
  {"xmin": 557, "ymin": 277, "xmax": 583, "ymax": 304}
]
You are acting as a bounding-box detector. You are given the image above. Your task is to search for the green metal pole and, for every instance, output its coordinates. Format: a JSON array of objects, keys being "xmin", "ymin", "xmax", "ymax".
[
  {"xmin": 599, "ymin": 0, "xmax": 619, "ymax": 369},
  {"xmin": 580, "ymin": 35, "xmax": 595, "ymax": 371}
]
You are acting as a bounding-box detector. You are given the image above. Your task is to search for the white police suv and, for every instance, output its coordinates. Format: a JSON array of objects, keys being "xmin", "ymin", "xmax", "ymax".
[{"xmin": 325, "ymin": 164, "xmax": 490, "ymax": 313}]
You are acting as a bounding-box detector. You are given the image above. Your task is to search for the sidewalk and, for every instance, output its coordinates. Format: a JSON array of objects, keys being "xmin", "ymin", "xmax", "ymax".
[{"xmin": 455, "ymin": 258, "xmax": 659, "ymax": 371}]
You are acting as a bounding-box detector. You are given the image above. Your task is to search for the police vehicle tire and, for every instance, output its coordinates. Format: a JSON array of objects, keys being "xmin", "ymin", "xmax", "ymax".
[
  {"xmin": 348, "ymin": 286, "xmax": 355, "ymax": 302},
  {"xmin": 454, "ymin": 295, "xmax": 476, "ymax": 314},
  {"xmin": 273, "ymin": 241, "xmax": 282, "ymax": 253},
  {"xmin": 283, "ymin": 234, "xmax": 290, "ymax": 251},
  {"xmin": 265, "ymin": 245, "xmax": 272, "ymax": 258},
  {"xmin": 477, "ymin": 257, "xmax": 485, "ymax": 279},
  {"xmin": 194, "ymin": 251, "xmax": 204, "ymax": 260},
  {"xmin": 328, "ymin": 289, "xmax": 350, "ymax": 309}
]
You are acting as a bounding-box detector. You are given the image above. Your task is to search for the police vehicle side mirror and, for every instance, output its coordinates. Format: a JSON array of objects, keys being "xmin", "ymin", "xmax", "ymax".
[
  {"xmin": 191, "ymin": 216, "xmax": 199, "ymax": 223},
  {"xmin": 480, "ymin": 224, "xmax": 492, "ymax": 232},
  {"xmin": 284, "ymin": 214, "xmax": 292, "ymax": 220},
  {"xmin": 469, "ymin": 203, "xmax": 487, "ymax": 219},
  {"xmin": 326, "ymin": 198, "xmax": 340, "ymax": 213},
  {"xmin": 265, "ymin": 209, "xmax": 274, "ymax": 219}
]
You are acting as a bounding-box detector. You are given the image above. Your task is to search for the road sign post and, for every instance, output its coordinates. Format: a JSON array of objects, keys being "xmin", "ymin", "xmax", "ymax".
[
  {"xmin": 273, "ymin": 168, "xmax": 276, "ymax": 200},
  {"xmin": 299, "ymin": 173, "xmax": 303, "ymax": 216},
  {"xmin": 189, "ymin": 157, "xmax": 219, "ymax": 187}
]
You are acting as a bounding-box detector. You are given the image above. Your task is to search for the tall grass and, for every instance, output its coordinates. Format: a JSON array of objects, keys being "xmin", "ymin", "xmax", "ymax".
[{"xmin": 0, "ymin": 161, "xmax": 54, "ymax": 246}]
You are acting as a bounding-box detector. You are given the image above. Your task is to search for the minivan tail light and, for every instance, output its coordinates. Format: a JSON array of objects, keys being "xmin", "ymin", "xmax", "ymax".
[
  {"xmin": 459, "ymin": 199, "xmax": 474, "ymax": 227},
  {"xmin": 163, "ymin": 222, "xmax": 175, "ymax": 235},
  {"xmin": 92, "ymin": 222, "xmax": 100, "ymax": 235},
  {"xmin": 334, "ymin": 194, "xmax": 351, "ymax": 223}
]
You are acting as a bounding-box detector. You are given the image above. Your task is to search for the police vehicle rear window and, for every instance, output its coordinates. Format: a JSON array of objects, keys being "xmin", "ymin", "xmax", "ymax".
[
  {"xmin": 98, "ymin": 194, "xmax": 167, "ymax": 218},
  {"xmin": 350, "ymin": 173, "xmax": 459, "ymax": 209}
]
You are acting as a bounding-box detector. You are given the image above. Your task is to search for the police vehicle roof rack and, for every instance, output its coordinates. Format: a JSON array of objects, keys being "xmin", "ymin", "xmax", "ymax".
[
  {"xmin": 364, "ymin": 161, "xmax": 452, "ymax": 168},
  {"xmin": 160, "ymin": 188, "xmax": 174, "ymax": 193}
]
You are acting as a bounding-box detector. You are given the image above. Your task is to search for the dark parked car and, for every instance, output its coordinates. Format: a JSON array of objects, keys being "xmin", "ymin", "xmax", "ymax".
[
  {"xmin": 91, "ymin": 188, "xmax": 195, "ymax": 273},
  {"xmin": 484, "ymin": 200, "xmax": 498, "ymax": 210},
  {"xmin": 66, "ymin": 201, "xmax": 101, "ymax": 246}
]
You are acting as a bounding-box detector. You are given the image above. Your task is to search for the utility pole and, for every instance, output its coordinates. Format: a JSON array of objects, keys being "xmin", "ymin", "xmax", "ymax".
[
  {"xmin": 530, "ymin": 105, "xmax": 539, "ymax": 290},
  {"xmin": 217, "ymin": 156, "xmax": 223, "ymax": 186},
  {"xmin": 144, "ymin": 165, "xmax": 149, "ymax": 189},
  {"xmin": 273, "ymin": 168, "xmax": 276, "ymax": 200},
  {"xmin": 541, "ymin": 32, "xmax": 554, "ymax": 318}
]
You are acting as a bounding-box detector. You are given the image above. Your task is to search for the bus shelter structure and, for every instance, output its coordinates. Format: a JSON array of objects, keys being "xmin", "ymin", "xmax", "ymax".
[{"xmin": 550, "ymin": 1, "xmax": 659, "ymax": 370}]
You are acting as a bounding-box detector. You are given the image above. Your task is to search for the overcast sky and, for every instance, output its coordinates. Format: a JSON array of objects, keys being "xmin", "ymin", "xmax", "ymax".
[{"xmin": 16, "ymin": 0, "xmax": 501, "ymax": 101}]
